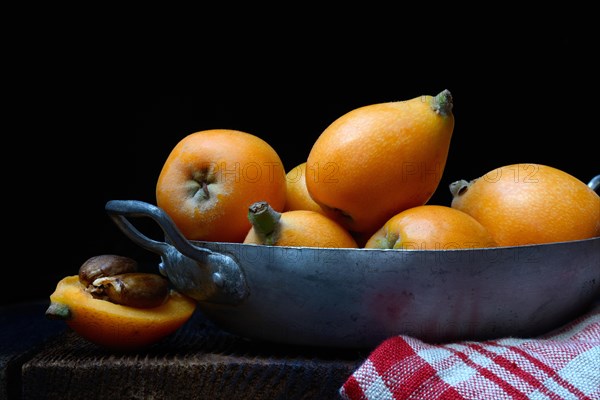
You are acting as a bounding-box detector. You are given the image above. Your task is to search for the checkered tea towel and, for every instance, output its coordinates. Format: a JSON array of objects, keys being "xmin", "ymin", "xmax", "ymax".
[{"xmin": 340, "ymin": 302, "xmax": 600, "ymax": 400}]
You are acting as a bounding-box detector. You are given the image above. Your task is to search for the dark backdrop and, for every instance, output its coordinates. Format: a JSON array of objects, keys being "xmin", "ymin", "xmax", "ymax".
[{"xmin": 4, "ymin": 32, "xmax": 597, "ymax": 305}]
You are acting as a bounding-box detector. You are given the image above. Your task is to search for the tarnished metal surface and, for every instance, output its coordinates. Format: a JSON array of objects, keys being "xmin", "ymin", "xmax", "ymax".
[{"xmin": 106, "ymin": 199, "xmax": 600, "ymax": 348}]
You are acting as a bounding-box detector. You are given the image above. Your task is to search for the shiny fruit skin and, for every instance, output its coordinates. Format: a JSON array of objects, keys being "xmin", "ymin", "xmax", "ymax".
[
  {"xmin": 48, "ymin": 276, "xmax": 197, "ymax": 350},
  {"xmin": 156, "ymin": 129, "xmax": 287, "ymax": 242},
  {"xmin": 284, "ymin": 162, "xmax": 326, "ymax": 215},
  {"xmin": 365, "ymin": 205, "xmax": 497, "ymax": 250},
  {"xmin": 244, "ymin": 209, "xmax": 358, "ymax": 248},
  {"xmin": 306, "ymin": 90, "xmax": 455, "ymax": 235},
  {"xmin": 450, "ymin": 163, "xmax": 600, "ymax": 246}
]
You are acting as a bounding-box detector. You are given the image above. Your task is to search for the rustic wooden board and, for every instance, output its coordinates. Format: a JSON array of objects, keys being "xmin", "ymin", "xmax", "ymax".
[{"xmin": 2, "ymin": 301, "xmax": 368, "ymax": 400}]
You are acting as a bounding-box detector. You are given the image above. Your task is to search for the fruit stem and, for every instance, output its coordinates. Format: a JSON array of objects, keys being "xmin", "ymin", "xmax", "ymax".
[
  {"xmin": 45, "ymin": 302, "xmax": 72, "ymax": 320},
  {"xmin": 431, "ymin": 89, "xmax": 453, "ymax": 116},
  {"xmin": 449, "ymin": 179, "xmax": 470, "ymax": 198},
  {"xmin": 248, "ymin": 201, "xmax": 281, "ymax": 244}
]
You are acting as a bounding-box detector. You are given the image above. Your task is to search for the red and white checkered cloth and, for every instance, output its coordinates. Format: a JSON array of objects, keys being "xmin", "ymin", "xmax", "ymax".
[{"xmin": 340, "ymin": 302, "xmax": 600, "ymax": 400}]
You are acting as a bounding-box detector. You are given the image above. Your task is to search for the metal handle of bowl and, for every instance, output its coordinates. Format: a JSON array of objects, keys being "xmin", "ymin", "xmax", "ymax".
[{"xmin": 105, "ymin": 199, "xmax": 248, "ymax": 304}]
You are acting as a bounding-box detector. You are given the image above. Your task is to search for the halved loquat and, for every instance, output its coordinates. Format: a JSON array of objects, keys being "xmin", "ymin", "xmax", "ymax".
[
  {"xmin": 364, "ymin": 205, "xmax": 497, "ymax": 250},
  {"xmin": 46, "ymin": 276, "xmax": 197, "ymax": 350},
  {"xmin": 450, "ymin": 163, "xmax": 600, "ymax": 246}
]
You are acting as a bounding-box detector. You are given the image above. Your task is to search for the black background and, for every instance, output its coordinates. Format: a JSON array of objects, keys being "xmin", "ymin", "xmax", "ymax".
[{"xmin": 4, "ymin": 26, "xmax": 597, "ymax": 305}]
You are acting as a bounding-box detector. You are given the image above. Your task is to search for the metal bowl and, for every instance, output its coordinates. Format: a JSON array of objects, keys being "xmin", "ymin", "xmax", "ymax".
[{"xmin": 104, "ymin": 193, "xmax": 599, "ymax": 349}]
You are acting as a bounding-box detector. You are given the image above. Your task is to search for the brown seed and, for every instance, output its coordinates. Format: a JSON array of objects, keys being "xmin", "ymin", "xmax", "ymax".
[
  {"xmin": 78, "ymin": 255, "xmax": 138, "ymax": 287},
  {"xmin": 90, "ymin": 273, "xmax": 170, "ymax": 309}
]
